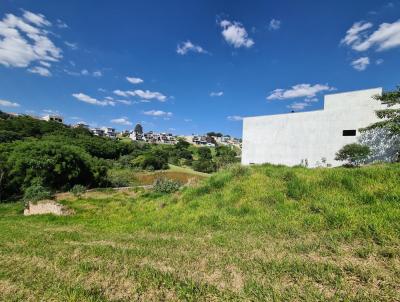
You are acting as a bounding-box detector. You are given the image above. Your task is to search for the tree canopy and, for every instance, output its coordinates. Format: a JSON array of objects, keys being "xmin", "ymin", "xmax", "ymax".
[
  {"xmin": 134, "ymin": 123, "xmax": 143, "ymax": 134},
  {"xmin": 362, "ymin": 86, "xmax": 400, "ymax": 135}
]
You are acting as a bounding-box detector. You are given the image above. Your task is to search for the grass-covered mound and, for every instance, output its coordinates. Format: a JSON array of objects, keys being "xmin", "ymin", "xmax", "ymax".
[{"xmin": 0, "ymin": 164, "xmax": 399, "ymax": 301}]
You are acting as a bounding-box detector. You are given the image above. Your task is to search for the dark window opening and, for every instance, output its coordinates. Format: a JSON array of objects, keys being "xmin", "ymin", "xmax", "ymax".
[{"xmin": 343, "ymin": 130, "xmax": 356, "ymax": 136}]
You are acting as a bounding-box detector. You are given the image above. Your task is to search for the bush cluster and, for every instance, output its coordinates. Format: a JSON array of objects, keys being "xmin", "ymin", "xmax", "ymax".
[
  {"xmin": 335, "ymin": 143, "xmax": 371, "ymax": 167},
  {"xmin": 70, "ymin": 184, "xmax": 86, "ymax": 197},
  {"xmin": 153, "ymin": 178, "xmax": 182, "ymax": 194},
  {"xmin": 23, "ymin": 183, "xmax": 52, "ymax": 204}
]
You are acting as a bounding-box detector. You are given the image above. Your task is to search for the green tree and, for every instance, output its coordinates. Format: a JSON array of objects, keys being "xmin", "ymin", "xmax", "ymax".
[
  {"xmin": 362, "ymin": 86, "xmax": 400, "ymax": 135},
  {"xmin": 206, "ymin": 132, "xmax": 223, "ymax": 137},
  {"xmin": 335, "ymin": 143, "xmax": 371, "ymax": 167},
  {"xmin": 1, "ymin": 140, "xmax": 108, "ymax": 200},
  {"xmin": 214, "ymin": 146, "xmax": 238, "ymax": 169},
  {"xmin": 175, "ymin": 139, "xmax": 190, "ymax": 150},
  {"xmin": 197, "ymin": 147, "xmax": 212, "ymax": 160},
  {"xmin": 193, "ymin": 147, "xmax": 215, "ymax": 173},
  {"xmin": 192, "ymin": 160, "xmax": 216, "ymax": 173},
  {"xmin": 0, "ymin": 130, "xmax": 21, "ymax": 143},
  {"xmin": 132, "ymin": 154, "xmax": 169, "ymax": 170},
  {"xmin": 360, "ymin": 86, "xmax": 400, "ymax": 162},
  {"xmin": 134, "ymin": 123, "xmax": 143, "ymax": 134}
]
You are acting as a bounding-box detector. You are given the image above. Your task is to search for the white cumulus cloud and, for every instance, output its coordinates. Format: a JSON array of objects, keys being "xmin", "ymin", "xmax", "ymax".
[
  {"xmin": 267, "ymin": 84, "xmax": 334, "ymax": 100},
  {"xmin": 113, "ymin": 89, "xmax": 129, "ymax": 97},
  {"xmin": 286, "ymin": 102, "xmax": 309, "ymax": 111},
  {"xmin": 115, "ymin": 99, "xmax": 132, "ymax": 105},
  {"xmin": 22, "ymin": 10, "xmax": 51, "ymax": 27},
  {"xmin": 72, "ymin": 93, "xmax": 115, "ymax": 106},
  {"xmin": 219, "ymin": 19, "xmax": 254, "ymax": 48},
  {"xmin": 227, "ymin": 115, "xmax": 243, "ymax": 121},
  {"xmin": 351, "ymin": 57, "xmax": 370, "ymax": 71},
  {"xmin": 0, "ymin": 99, "xmax": 20, "ymax": 107},
  {"xmin": 56, "ymin": 19, "xmax": 68, "ymax": 29},
  {"xmin": 28, "ymin": 66, "xmax": 51, "ymax": 76},
  {"xmin": 341, "ymin": 20, "xmax": 400, "ymax": 52},
  {"xmin": 64, "ymin": 41, "xmax": 78, "ymax": 50},
  {"xmin": 0, "ymin": 10, "xmax": 62, "ymax": 69},
  {"xmin": 126, "ymin": 76, "xmax": 143, "ymax": 84},
  {"xmin": 341, "ymin": 21, "xmax": 373, "ymax": 47},
  {"xmin": 113, "ymin": 89, "xmax": 167, "ymax": 101},
  {"xmin": 177, "ymin": 40, "xmax": 208, "ymax": 55},
  {"xmin": 134, "ymin": 90, "xmax": 167, "ymax": 101},
  {"xmin": 143, "ymin": 110, "xmax": 172, "ymax": 117},
  {"xmin": 269, "ymin": 19, "xmax": 281, "ymax": 31},
  {"xmin": 92, "ymin": 70, "xmax": 102, "ymax": 77},
  {"xmin": 286, "ymin": 97, "xmax": 319, "ymax": 111},
  {"xmin": 39, "ymin": 61, "xmax": 51, "ymax": 67},
  {"xmin": 110, "ymin": 117, "xmax": 132, "ymax": 126},
  {"xmin": 210, "ymin": 91, "xmax": 223, "ymax": 97}
]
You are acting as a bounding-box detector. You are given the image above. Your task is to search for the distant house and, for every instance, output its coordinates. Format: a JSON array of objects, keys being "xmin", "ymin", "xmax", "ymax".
[
  {"xmin": 192, "ymin": 135, "xmax": 208, "ymax": 145},
  {"xmin": 185, "ymin": 134, "xmax": 239, "ymax": 148},
  {"xmin": 91, "ymin": 128, "xmax": 105, "ymax": 137},
  {"xmin": 73, "ymin": 122, "xmax": 89, "ymax": 129},
  {"xmin": 42, "ymin": 114, "xmax": 63, "ymax": 123},
  {"xmin": 119, "ymin": 130, "xmax": 131, "ymax": 137},
  {"xmin": 101, "ymin": 127, "xmax": 116, "ymax": 138},
  {"xmin": 130, "ymin": 131, "xmax": 144, "ymax": 141},
  {"xmin": 130, "ymin": 130, "xmax": 177, "ymax": 144}
]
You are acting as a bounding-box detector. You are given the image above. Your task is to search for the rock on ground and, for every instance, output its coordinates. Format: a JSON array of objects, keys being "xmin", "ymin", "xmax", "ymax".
[{"xmin": 24, "ymin": 200, "xmax": 72, "ymax": 216}]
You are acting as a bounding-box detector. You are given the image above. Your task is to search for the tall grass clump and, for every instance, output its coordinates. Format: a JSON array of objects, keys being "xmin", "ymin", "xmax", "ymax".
[{"xmin": 283, "ymin": 170, "xmax": 310, "ymax": 200}]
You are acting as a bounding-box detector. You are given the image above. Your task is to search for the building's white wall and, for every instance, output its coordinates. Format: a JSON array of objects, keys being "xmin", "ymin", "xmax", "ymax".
[{"xmin": 242, "ymin": 88, "xmax": 383, "ymax": 167}]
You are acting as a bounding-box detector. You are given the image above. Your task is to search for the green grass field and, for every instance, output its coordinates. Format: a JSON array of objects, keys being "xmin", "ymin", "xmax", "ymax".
[{"xmin": 1, "ymin": 164, "xmax": 400, "ymax": 301}]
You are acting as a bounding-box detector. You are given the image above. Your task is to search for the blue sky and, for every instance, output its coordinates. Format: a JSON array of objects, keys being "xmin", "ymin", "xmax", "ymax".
[{"xmin": 0, "ymin": 0, "xmax": 399, "ymax": 137}]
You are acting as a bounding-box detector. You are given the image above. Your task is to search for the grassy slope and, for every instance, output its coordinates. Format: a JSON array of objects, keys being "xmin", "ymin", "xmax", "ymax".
[
  {"xmin": 107, "ymin": 165, "xmax": 208, "ymax": 187},
  {"xmin": 0, "ymin": 164, "xmax": 400, "ymax": 301},
  {"xmin": 168, "ymin": 164, "xmax": 211, "ymax": 177}
]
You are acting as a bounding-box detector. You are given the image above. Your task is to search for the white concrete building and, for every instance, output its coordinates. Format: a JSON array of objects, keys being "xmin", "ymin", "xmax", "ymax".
[
  {"xmin": 101, "ymin": 127, "xmax": 116, "ymax": 138},
  {"xmin": 42, "ymin": 114, "xmax": 63, "ymax": 123},
  {"xmin": 73, "ymin": 122, "xmax": 89, "ymax": 129},
  {"xmin": 242, "ymin": 88, "xmax": 383, "ymax": 167},
  {"xmin": 91, "ymin": 128, "xmax": 105, "ymax": 137}
]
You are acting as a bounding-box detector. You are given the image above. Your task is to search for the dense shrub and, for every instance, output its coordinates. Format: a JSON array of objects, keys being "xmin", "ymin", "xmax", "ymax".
[
  {"xmin": 132, "ymin": 150, "xmax": 169, "ymax": 170},
  {"xmin": 0, "ymin": 115, "xmax": 67, "ymax": 138},
  {"xmin": 335, "ymin": 143, "xmax": 371, "ymax": 166},
  {"xmin": 0, "ymin": 140, "xmax": 108, "ymax": 200},
  {"xmin": 192, "ymin": 160, "xmax": 216, "ymax": 173},
  {"xmin": 192, "ymin": 147, "xmax": 216, "ymax": 173},
  {"xmin": 23, "ymin": 184, "xmax": 52, "ymax": 203},
  {"xmin": 70, "ymin": 184, "xmax": 86, "ymax": 197},
  {"xmin": 0, "ymin": 112, "xmax": 143, "ymax": 160},
  {"xmin": 214, "ymin": 146, "xmax": 238, "ymax": 169},
  {"xmin": 43, "ymin": 134, "xmax": 139, "ymax": 160},
  {"xmin": 153, "ymin": 178, "xmax": 181, "ymax": 194},
  {"xmin": 197, "ymin": 147, "xmax": 212, "ymax": 160},
  {"xmin": 0, "ymin": 130, "xmax": 21, "ymax": 143},
  {"xmin": 115, "ymin": 154, "xmax": 137, "ymax": 169}
]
